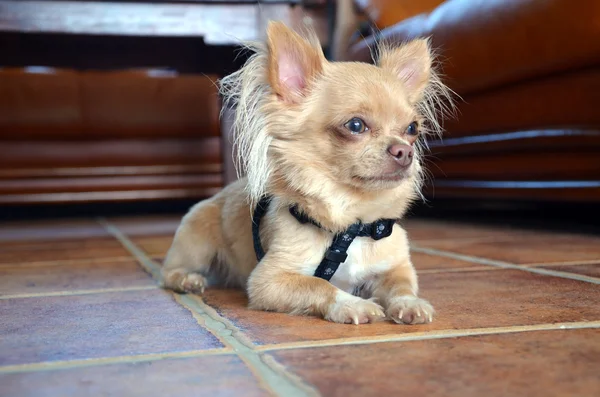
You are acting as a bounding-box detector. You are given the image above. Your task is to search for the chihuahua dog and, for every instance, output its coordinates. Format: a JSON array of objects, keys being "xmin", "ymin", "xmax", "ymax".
[{"xmin": 162, "ymin": 21, "xmax": 452, "ymax": 325}]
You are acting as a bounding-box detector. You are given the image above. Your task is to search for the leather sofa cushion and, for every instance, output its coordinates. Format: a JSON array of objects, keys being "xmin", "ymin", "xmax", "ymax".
[
  {"xmin": 349, "ymin": 0, "xmax": 600, "ymax": 96},
  {"xmin": 354, "ymin": 0, "xmax": 445, "ymax": 29},
  {"xmin": 443, "ymin": 69, "xmax": 600, "ymax": 137}
]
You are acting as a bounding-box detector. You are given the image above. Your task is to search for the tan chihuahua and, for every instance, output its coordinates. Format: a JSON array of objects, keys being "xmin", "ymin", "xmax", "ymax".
[{"xmin": 162, "ymin": 21, "xmax": 452, "ymax": 325}]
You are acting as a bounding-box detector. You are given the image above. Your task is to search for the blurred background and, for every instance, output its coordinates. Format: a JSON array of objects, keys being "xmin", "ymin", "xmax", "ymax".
[{"xmin": 1, "ymin": 0, "xmax": 598, "ymax": 227}]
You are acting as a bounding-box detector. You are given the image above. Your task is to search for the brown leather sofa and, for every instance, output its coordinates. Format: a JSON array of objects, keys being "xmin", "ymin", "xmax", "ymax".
[
  {"xmin": 0, "ymin": 68, "xmax": 223, "ymax": 205},
  {"xmin": 344, "ymin": 0, "xmax": 600, "ymax": 202}
]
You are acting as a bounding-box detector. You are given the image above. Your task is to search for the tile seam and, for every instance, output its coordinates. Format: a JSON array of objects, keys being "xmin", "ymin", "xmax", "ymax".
[
  {"xmin": 0, "ymin": 285, "xmax": 158, "ymax": 300},
  {"xmin": 98, "ymin": 218, "xmax": 163, "ymax": 281},
  {"xmin": 171, "ymin": 293, "xmax": 285, "ymax": 396},
  {"xmin": 417, "ymin": 266, "xmax": 499, "ymax": 274},
  {"xmin": 411, "ymin": 235, "xmax": 520, "ymax": 245},
  {"xmin": 255, "ymin": 321, "xmax": 600, "ymax": 352},
  {"xmin": 411, "ymin": 246, "xmax": 600, "ymax": 285},
  {"xmin": 524, "ymin": 259, "xmax": 600, "ymax": 267},
  {"xmin": 0, "ymin": 348, "xmax": 233, "ymax": 374},
  {"xmin": 98, "ymin": 218, "xmax": 320, "ymax": 397},
  {"xmin": 0, "ymin": 256, "xmax": 135, "ymax": 268},
  {"xmin": 178, "ymin": 294, "xmax": 320, "ymax": 397}
]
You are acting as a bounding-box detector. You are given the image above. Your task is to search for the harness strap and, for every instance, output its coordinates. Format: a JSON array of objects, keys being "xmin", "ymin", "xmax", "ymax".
[
  {"xmin": 252, "ymin": 196, "xmax": 271, "ymax": 261},
  {"xmin": 252, "ymin": 196, "xmax": 396, "ymax": 281}
]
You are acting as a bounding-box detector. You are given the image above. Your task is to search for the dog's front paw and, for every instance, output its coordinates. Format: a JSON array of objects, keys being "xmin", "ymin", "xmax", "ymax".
[
  {"xmin": 162, "ymin": 269, "xmax": 207, "ymax": 295},
  {"xmin": 387, "ymin": 296, "xmax": 434, "ymax": 325},
  {"xmin": 325, "ymin": 293, "xmax": 385, "ymax": 325}
]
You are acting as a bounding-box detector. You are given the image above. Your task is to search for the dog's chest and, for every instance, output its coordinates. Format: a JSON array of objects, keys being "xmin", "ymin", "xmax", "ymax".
[{"xmin": 329, "ymin": 238, "xmax": 393, "ymax": 293}]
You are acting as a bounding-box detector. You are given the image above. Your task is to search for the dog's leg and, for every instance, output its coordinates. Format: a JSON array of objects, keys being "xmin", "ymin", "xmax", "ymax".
[
  {"xmin": 370, "ymin": 262, "xmax": 435, "ymax": 324},
  {"xmin": 161, "ymin": 201, "xmax": 222, "ymax": 295},
  {"xmin": 247, "ymin": 259, "xmax": 385, "ymax": 324}
]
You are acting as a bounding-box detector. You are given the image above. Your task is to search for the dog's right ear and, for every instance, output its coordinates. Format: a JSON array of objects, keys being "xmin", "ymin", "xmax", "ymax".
[{"xmin": 266, "ymin": 21, "xmax": 325, "ymax": 104}]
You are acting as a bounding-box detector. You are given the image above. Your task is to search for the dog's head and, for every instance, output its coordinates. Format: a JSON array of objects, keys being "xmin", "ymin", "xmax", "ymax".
[{"xmin": 221, "ymin": 22, "xmax": 452, "ymax": 210}]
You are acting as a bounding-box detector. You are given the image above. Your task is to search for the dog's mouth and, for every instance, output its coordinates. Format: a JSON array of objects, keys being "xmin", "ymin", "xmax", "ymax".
[{"xmin": 354, "ymin": 169, "xmax": 412, "ymax": 183}]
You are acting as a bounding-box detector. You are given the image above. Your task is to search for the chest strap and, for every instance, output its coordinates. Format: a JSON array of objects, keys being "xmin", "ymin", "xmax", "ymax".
[{"xmin": 252, "ymin": 196, "xmax": 396, "ymax": 281}]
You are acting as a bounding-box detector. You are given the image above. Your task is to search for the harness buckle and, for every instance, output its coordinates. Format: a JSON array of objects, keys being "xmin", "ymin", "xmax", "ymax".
[{"xmin": 324, "ymin": 249, "xmax": 348, "ymax": 263}]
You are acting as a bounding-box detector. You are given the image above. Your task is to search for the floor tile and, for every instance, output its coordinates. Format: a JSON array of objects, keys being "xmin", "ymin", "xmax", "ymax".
[
  {"xmin": 0, "ymin": 238, "xmax": 130, "ymax": 264},
  {"xmin": 417, "ymin": 234, "xmax": 600, "ymax": 264},
  {"xmin": 0, "ymin": 355, "xmax": 268, "ymax": 397},
  {"xmin": 0, "ymin": 289, "xmax": 223, "ymax": 366},
  {"xmin": 0, "ymin": 259, "xmax": 154, "ymax": 296},
  {"xmin": 201, "ymin": 269, "xmax": 600, "ymax": 345},
  {"xmin": 268, "ymin": 329, "xmax": 600, "ymax": 397},
  {"xmin": 411, "ymin": 252, "xmax": 483, "ymax": 271},
  {"xmin": 401, "ymin": 219, "xmax": 528, "ymax": 242},
  {"xmin": 537, "ymin": 263, "xmax": 600, "ymax": 278},
  {"xmin": 0, "ymin": 219, "xmax": 108, "ymax": 243},
  {"xmin": 132, "ymin": 236, "xmax": 174, "ymax": 256},
  {"xmin": 109, "ymin": 215, "xmax": 182, "ymax": 237}
]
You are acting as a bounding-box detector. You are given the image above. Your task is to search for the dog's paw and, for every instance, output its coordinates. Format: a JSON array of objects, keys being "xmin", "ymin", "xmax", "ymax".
[
  {"xmin": 162, "ymin": 269, "xmax": 207, "ymax": 295},
  {"xmin": 325, "ymin": 293, "xmax": 385, "ymax": 325},
  {"xmin": 179, "ymin": 273, "xmax": 207, "ymax": 294},
  {"xmin": 386, "ymin": 296, "xmax": 434, "ymax": 325}
]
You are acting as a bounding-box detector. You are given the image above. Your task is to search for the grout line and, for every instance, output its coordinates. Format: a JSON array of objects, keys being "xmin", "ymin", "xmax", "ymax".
[
  {"xmin": 172, "ymin": 294, "xmax": 254, "ymax": 350},
  {"xmin": 0, "ymin": 256, "xmax": 135, "ymax": 269},
  {"xmin": 411, "ymin": 235, "xmax": 517, "ymax": 245},
  {"xmin": 0, "ymin": 285, "xmax": 158, "ymax": 300},
  {"xmin": 177, "ymin": 294, "xmax": 319, "ymax": 397},
  {"xmin": 411, "ymin": 246, "xmax": 600, "ymax": 285},
  {"xmin": 523, "ymin": 259, "xmax": 600, "ymax": 268},
  {"xmin": 0, "ymin": 348, "xmax": 233, "ymax": 374},
  {"xmin": 98, "ymin": 218, "xmax": 319, "ymax": 397},
  {"xmin": 97, "ymin": 218, "xmax": 162, "ymax": 281},
  {"xmin": 255, "ymin": 321, "xmax": 600, "ymax": 352},
  {"xmin": 417, "ymin": 266, "xmax": 499, "ymax": 274}
]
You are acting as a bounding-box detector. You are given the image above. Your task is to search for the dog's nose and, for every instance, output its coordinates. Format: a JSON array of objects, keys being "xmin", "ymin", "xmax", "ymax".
[{"xmin": 387, "ymin": 144, "xmax": 414, "ymax": 167}]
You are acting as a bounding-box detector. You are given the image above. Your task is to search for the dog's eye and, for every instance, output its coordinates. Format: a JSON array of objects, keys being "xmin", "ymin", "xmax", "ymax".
[
  {"xmin": 344, "ymin": 118, "xmax": 369, "ymax": 134},
  {"xmin": 406, "ymin": 122, "xmax": 419, "ymax": 136}
]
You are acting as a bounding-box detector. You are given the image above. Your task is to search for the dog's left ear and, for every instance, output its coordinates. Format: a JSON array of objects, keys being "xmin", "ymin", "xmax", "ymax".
[
  {"xmin": 378, "ymin": 39, "xmax": 432, "ymax": 103},
  {"xmin": 266, "ymin": 21, "xmax": 325, "ymax": 104}
]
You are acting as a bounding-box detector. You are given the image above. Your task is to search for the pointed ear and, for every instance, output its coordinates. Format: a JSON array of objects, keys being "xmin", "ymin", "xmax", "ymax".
[
  {"xmin": 378, "ymin": 39, "xmax": 432, "ymax": 103},
  {"xmin": 266, "ymin": 21, "xmax": 325, "ymax": 103}
]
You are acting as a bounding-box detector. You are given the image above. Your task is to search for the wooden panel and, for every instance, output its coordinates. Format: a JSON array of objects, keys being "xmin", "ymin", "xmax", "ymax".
[
  {"xmin": 0, "ymin": 68, "xmax": 81, "ymax": 136},
  {"xmin": 0, "ymin": 137, "xmax": 224, "ymax": 204},
  {"xmin": 81, "ymin": 72, "xmax": 220, "ymax": 139},
  {"xmin": 0, "ymin": 68, "xmax": 220, "ymax": 139},
  {"xmin": 0, "ymin": 164, "xmax": 222, "ymax": 179},
  {"xmin": 0, "ymin": 1, "xmax": 267, "ymax": 44},
  {"xmin": 0, "ymin": 174, "xmax": 222, "ymax": 194},
  {"xmin": 0, "ymin": 171, "xmax": 223, "ymax": 204},
  {"xmin": 0, "ymin": 1, "xmax": 323, "ymax": 46},
  {"xmin": 0, "ymin": 188, "xmax": 223, "ymax": 205},
  {"xmin": 0, "ymin": 138, "xmax": 221, "ymax": 167}
]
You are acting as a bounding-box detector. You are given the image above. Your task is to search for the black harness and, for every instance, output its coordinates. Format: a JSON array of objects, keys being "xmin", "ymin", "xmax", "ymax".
[{"xmin": 252, "ymin": 196, "xmax": 397, "ymax": 281}]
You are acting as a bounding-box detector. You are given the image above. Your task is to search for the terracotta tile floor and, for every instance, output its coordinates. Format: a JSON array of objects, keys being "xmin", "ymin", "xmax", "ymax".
[{"xmin": 1, "ymin": 215, "xmax": 599, "ymax": 397}]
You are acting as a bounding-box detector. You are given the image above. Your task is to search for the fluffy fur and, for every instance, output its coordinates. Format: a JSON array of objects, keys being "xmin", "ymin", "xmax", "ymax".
[{"xmin": 162, "ymin": 21, "xmax": 453, "ymax": 325}]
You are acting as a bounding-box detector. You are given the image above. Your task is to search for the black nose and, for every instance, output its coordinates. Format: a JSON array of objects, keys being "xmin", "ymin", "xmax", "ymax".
[{"xmin": 387, "ymin": 144, "xmax": 414, "ymax": 167}]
